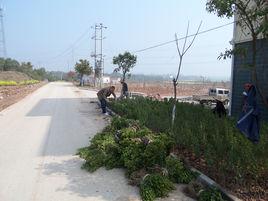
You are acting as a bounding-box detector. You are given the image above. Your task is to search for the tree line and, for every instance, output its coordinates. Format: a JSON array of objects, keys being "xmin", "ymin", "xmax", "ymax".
[{"xmin": 0, "ymin": 58, "xmax": 63, "ymax": 81}]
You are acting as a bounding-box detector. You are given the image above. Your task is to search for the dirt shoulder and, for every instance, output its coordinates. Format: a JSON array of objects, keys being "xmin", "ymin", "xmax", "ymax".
[{"xmin": 0, "ymin": 82, "xmax": 46, "ymax": 111}]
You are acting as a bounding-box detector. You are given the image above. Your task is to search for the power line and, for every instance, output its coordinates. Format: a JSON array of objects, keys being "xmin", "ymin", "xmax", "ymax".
[
  {"xmin": 45, "ymin": 21, "xmax": 234, "ymax": 71},
  {"xmin": 133, "ymin": 21, "xmax": 235, "ymax": 54},
  {"xmin": 41, "ymin": 27, "xmax": 91, "ymax": 64},
  {"xmin": 104, "ymin": 21, "xmax": 234, "ymax": 63}
]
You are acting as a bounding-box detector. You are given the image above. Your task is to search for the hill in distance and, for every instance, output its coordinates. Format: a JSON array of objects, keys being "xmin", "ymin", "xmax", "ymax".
[{"xmin": 0, "ymin": 71, "xmax": 30, "ymax": 82}]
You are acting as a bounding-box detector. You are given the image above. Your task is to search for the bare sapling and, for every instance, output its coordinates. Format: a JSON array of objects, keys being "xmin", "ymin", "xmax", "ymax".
[{"xmin": 172, "ymin": 21, "xmax": 202, "ymax": 127}]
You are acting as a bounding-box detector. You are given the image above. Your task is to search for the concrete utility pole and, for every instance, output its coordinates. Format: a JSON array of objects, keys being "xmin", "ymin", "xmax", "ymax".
[
  {"xmin": 0, "ymin": 6, "xmax": 6, "ymax": 59},
  {"xmin": 91, "ymin": 23, "xmax": 107, "ymax": 87}
]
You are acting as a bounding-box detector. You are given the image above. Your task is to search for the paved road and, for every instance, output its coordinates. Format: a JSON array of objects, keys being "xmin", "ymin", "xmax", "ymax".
[{"xmin": 0, "ymin": 82, "xmax": 140, "ymax": 201}]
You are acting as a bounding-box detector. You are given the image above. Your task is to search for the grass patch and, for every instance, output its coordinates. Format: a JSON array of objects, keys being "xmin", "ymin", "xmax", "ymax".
[
  {"xmin": 109, "ymin": 98, "xmax": 268, "ymax": 181},
  {"xmin": 0, "ymin": 80, "xmax": 39, "ymax": 86}
]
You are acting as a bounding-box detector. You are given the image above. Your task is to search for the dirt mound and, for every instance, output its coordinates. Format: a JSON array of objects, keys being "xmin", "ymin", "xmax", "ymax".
[
  {"xmin": 0, "ymin": 71, "xmax": 30, "ymax": 82},
  {"xmin": 0, "ymin": 82, "xmax": 45, "ymax": 111}
]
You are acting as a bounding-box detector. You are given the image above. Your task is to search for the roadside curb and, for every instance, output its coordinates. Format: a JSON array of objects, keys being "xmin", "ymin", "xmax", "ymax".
[
  {"xmin": 106, "ymin": 106, "xmax": 118, "ymax": 117},
  {"xmin": 189, "ymin": 167, "xmax": 242, "ymax": 201}
]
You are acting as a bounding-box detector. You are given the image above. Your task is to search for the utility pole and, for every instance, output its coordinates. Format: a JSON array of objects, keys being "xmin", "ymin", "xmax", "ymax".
[
  {"xmin": 71, "ymin": 46, "xmax": 75, "ymax": 64},
  {"xmin": 91, "ymin": 23, "xmax": 107, "ymax": 88},
  {"xmin": 0, "ymin": 6, "xmax": 6, "ymax": 71},
  {"xmin": 0, "ymin": 6, "xmax": 6, "ymax": 59}
]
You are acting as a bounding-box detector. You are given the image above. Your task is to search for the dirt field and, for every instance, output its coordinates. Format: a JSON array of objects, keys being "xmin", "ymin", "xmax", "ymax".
[
  {"xmin": 0, "ymin": 82, "xmax": 46, "ymax": 111},
  {"xmin": 113, "ymin": 82, "xmax": 230, "ymax": 98}
]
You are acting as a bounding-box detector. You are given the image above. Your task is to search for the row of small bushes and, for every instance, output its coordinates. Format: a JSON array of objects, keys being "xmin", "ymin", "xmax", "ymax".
[
  {"xmin": 77, "ymin": 117, "xmax": 225, "ymax": 201},
  {"xmin": 0, "ymin": 80, "xmax": 39, "ymax": 86},
  {"xmin": 109, "ymin": 98, "xmax": 268, "ymax": 184}
]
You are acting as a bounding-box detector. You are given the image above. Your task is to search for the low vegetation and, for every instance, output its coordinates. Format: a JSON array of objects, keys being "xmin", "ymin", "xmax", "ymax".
[
  {"xmin": 109, "ymin": 98, "xmax": 268, "ymax": 200},
  {"xmin": 77, "ymin": 117, "xmax": 227, "ymax": 201},
  {"xmin": 0, "ymin": 80, "xmax": 39, "ymax": 86}
]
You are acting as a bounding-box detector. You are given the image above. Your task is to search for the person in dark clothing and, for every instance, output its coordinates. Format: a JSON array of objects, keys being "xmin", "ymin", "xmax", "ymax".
[
  {"xmin": 97, "ymin": 86, "xmax": 116, "ymax": 114},
  {"xmin": 213, "ymin": 99, "xmax": 227, "ymax": 118},
  {"xmin": 120, "ymin": 80, "xmax": 129, "ymax": 99},
  {"xmin": 237, "ymin": 84, "xmax": 260, "ymax": 143}
]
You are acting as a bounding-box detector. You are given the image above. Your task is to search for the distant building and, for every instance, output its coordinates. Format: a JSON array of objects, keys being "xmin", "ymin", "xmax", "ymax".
[
  {"xmin": 82, "ymin": 75, "xmax": 94, "ymax": 85},
  {"xmin": 110, "ymin": 77, "xmax": 121, "ymax": 85},
  {"xmin": 230, "ymin": 5, "xmax": 268, "ymax": 121},
  {"xmin": 102, "ymin": 76, "xmax": 111, "ymax": 84}
]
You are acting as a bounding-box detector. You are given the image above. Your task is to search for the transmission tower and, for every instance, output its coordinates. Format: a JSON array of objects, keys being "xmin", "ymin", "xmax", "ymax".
[
  {"xmin": 91, "ymin": 23, "xmax": 107, "ymax": 87},
  {"xmin": 0, "ymin": 6, "xmax": 7, "ymax": 58}
]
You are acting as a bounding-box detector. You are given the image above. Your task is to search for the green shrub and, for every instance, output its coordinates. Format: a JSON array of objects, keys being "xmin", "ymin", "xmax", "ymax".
[
  {"xmin": 165, "ymin": 155, "xmax": 196, "ymax": 184},
  {"xmin": 122, "ymin": 141, "xmax": 146, "ymax": 174},
  {"xmin": 140, "ymin": 185, "xmax": 155, "ymax": 201},
  {"xmin": 143, "ymin": 140, "xmax": 167, "ymax": 168},
  {"xmin": 140, "ymin": 174, "xmax": 175, "ymax": 201},
  {"xmin": 198, "ymin": 187, "xmax": 224, "ymax": 201},
  {"xmin": 143, "ymin": 133, "xmax": 174, "ymax": 168},
  {"xmin": 90, "ymin": 131, "xmax": 115, "ymax": 151},
  {"xmin": 111, "ymin": 117, "xmax": 130, "ymax": 130},
  {"xmin": 77, "ymin": 147, "xmax": 106, "ymax": 172},
  {"xmin": 104, "ymin": 142, "xmax": 123, "ymax": 169}
]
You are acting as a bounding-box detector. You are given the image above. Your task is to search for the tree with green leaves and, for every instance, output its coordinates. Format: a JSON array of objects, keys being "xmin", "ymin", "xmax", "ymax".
[
  {"xmin": 113, "ymin": 51, "xmax": 137, "ymax": 82},
  {"xmin": 19, "ymin": 62, "xmax": 33, "ymax": 75},
  {"xmin": 206, "ymin": 0, "xmax": 268, "ymax": 107},
  {"xmin": 75, "ymin": 59, "xmax": 93, "ymax": 86},
  {"xmin": 31, "ymin": 67, "xmax": 47, "ymax": 80},
  {"xmin": 0, "ymin": 58, "xmax": 20, "ymax": 71}
]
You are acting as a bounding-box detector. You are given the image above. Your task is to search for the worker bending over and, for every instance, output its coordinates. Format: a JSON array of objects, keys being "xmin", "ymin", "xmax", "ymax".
[{"xmin": 97, "ymin": 86, "xmax": 116, "ymax": 114}]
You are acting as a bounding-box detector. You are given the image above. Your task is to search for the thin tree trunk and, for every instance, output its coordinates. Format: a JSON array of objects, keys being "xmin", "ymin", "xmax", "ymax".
[
  {"xmin": 172, "ymin": 79, "xmax": 177, "ymax": 127},
  {"xmin": 173, "ymin": 79, "xmax": 177, "ymax": 101},
  {"xmin": 123, "ymin": 70, "xmax": 126, "ymax": 82}
]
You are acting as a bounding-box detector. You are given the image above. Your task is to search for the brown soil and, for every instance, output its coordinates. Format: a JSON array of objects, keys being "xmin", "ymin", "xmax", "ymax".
[
  {"xmin": 0, "ymin": 82, "xmax": 46, "ymax": 111},
  {"xmin": 113, "ymin": 82, "xmax": 230, "ymax": 97},
  {"xmin": 0, "ymin": 71, "xmax": 30, "ymax": 82}
]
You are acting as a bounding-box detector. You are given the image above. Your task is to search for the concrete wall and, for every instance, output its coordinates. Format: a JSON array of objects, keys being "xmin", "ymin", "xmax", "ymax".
[{"xmin": 233, "ymin": 0, "xmax": 267, "ymax": 43}]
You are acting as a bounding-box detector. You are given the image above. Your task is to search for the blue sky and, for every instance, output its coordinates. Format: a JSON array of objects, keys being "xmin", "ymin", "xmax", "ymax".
[{"xmin": 3, "ymin": 0, "xmax": 233, "ymax": 79}]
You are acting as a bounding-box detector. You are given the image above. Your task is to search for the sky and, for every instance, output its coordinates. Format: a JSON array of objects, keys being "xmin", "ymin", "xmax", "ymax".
[{"xmin": 3, "ymin": 0, "xmax": 234, "ymax": 80}]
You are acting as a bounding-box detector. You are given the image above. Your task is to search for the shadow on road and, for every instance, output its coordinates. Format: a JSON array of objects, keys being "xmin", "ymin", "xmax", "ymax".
[
  {"xmin": 42, "ymin": 158, "xmax": 139, "ymax": 200},
  {"xmin": 26, "ymin": 97, "xmax": 139, "ymax": 200},
  {"xmin": 26, "ymin": 98, "xmax": 104, "ymax": 156}
]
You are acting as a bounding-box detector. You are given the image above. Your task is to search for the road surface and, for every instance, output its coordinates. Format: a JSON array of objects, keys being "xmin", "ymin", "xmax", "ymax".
[
  {"xmin": 0, "ymin": 82, "xmax": 194, "ymax": 201},
  {"xmin": 0, "ymin": 82, "xmax": 140, "ymax": 201}
]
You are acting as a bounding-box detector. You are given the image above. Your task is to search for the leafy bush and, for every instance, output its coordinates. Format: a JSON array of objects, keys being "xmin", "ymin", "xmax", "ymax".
[
  {"xmin": 77, "ymin": 147, "xmax": 106, "ymax": 172},
  {"xmin": 140, "ymin": 174, "xmax": 175, "ymax": 201},
  {"xmin": 122, "ymin": 141, "xmax": 146, "ymax": 174},
  {"xmin": 198, "ymin": 187, "xmax": 224, "ymax": 201},
  {"xmin": 111, "ymin": 117, "xmax": 130, "ymax": 130},
  {"xmin": 119, "ymin": 127, "xmax": 174, "ymax": 175},
  {"xmin": 104, "ymin": 141, "xmax": 123, "ymax": 169},
  {"xmin": 165, "ymin": 155, "xmax": 196, "ymax": 184},
  {"xmin": 78, "ymin": 116, "xmax": 181, "ymax": 201},
  {"xmin": 143, "ymin": 134, "xmax": 174, "ymax": 168}
]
